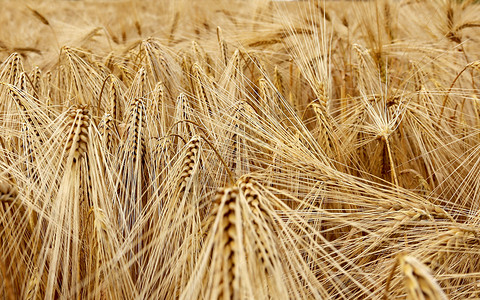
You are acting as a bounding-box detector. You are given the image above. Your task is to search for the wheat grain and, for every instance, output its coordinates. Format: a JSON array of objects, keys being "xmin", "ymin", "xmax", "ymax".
[
  {"xmin": 399, "ymin": 255, "xmax": 447, "ymax": 300},
  {"xmin": 65, "ymin": 106, "xmax": 90, "ymax": 164}
]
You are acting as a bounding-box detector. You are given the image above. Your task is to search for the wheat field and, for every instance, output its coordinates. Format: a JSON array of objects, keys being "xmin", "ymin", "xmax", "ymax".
[{"xmin": 0, "ymin": 0, "xmax": 480, "ymax": 299}]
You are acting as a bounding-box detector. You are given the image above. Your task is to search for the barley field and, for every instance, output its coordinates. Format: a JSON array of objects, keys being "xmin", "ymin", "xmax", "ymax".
[{"xmin": 1, "ymin": 0, "xmax": 480, "ymax": 299}]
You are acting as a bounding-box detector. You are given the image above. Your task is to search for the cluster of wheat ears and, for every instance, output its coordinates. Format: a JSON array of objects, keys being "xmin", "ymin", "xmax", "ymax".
[{"xmin": 0, "ymin": 0, "xmax": 480, "ymax": 299}]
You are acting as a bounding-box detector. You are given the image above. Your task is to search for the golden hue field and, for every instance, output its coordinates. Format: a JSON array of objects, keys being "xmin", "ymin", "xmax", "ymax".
[{"xmin": 1, "ymin": 0, "xmax": 480, "ymax": 299}]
